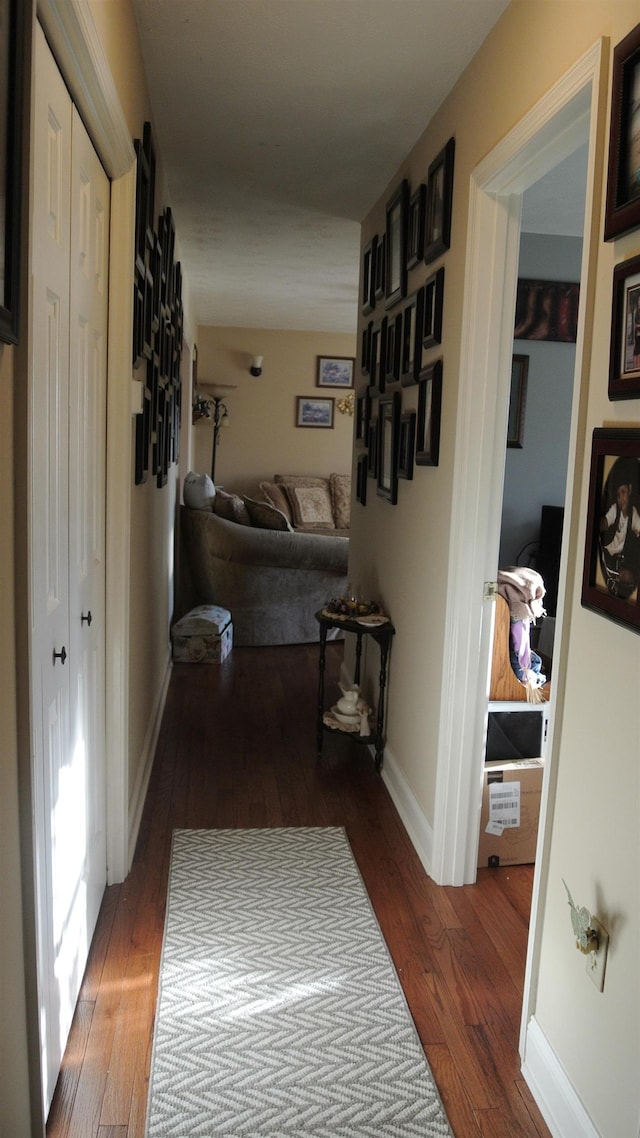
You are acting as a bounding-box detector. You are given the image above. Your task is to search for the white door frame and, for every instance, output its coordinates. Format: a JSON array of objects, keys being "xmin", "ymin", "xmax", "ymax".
[
  {"xmin": 37, "ymin": 0, "xmax": 136, "ymax": 882},
  {"xmin": 429, "ymin": 38, "xmax": 606, "ymax": 1027}
]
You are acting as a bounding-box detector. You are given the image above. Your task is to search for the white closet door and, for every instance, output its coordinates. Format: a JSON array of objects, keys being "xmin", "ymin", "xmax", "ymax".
[{"xmin": 31, "ymin": 23, "xmax": 109, "ymax": 1113}]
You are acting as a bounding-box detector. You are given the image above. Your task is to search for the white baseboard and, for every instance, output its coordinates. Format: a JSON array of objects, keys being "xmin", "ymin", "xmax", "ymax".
[
  {"xmin": 381, "ymin": 745, "xmax": 434, "ymax": 878},
  {"xmin": 522, "ymin": 1016, "xmax": 600, "ymax": 1138},
  {"xmin": 127, "ymin": 655, "xmax": 172, "ymax": 868}
]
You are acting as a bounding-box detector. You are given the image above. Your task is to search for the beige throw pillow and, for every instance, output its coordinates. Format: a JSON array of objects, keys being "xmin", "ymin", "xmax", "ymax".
[
  {"xmin": 243, "ymin": 496, "xmax": 293, "ymax": 531},
  {"xmin": 258, "ymin": 481, "xmax": 293, "ymax": 524},
  {"xmin": 285, "ymin": 484, "xmax": 335, "ymax": 529},
  {"xmin": 330, "ymin": 473, "xmax": 351, "ymax": 530}
]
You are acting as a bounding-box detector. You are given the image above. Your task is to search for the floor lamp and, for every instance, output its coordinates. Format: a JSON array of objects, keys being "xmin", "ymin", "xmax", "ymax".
[{"xmin": 192, "ymin": 384, "xmax": 236, "ymax": 484}]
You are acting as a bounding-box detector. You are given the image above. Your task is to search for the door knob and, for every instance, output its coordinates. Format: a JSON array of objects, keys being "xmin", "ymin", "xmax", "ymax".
[
  {"xmin": 53, "ymin": 646, "xmax": 67, "ymax": 665},
  {"xmin": 81, "ymin": 610, "xmax": 93, "ymax": 626}
]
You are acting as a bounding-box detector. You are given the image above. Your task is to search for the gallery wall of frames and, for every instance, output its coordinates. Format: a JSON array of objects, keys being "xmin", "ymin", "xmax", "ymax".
[
  {"xmin": 355, "ymin": 137, "xmax": 454, "ymax": 506},
  {"xmin": 132, "ymin": 121, "xmax": 184, "ymax": 487}
]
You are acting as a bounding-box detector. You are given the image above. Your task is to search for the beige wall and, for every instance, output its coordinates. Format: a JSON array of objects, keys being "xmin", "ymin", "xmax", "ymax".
[
  {"xmin": 193, "ymin": 327, "xmax": 356, "ymax": 496},
  {"xmin": 352, "ymin": 2, "xmax": 640, "ymax": 1133}
]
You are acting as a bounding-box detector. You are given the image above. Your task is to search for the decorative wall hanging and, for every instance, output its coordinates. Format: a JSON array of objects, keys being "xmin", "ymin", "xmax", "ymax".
[
  {"xmin": 132, "ymin": 121, "xmax": 183, "ymax": 487},
  {"xmin": 415, "ymin": 360, "xmax": 443, "ymax": 467},
  {"xmin": 361, "ymin": 238, "xmax": 375, "ymax": 315},
  {"xmin": 604, "ymin": 22, "xmax": 640, "ymax": 241},
  {"xmin": 609, "ymin": 253, "xmax": 640, "ymax": 399},
  {"xmin": 295, "ymin": 396, "xmax": 334, "ymax": 428},
  {"xmin": 385, "ymin": 179, "xmax": 409, "ymax": 309},
  {"xmin": 383, "ymin": 312, "xmax": 402, "ymax": 388},
  {"xmin": 424, "ymin": 137, "xmax": 455, "ymax": 266},
  {"xmin": 373, "ymin": 234, "xmax": 386, "ymax": 303},
  {"xmin": 369, "ymin": 321, "xmax": 384, "ymax": 396},
  {"xmin": 0, "ymin": 0, "xmax": 25, "ymax": 344},
  {"xmin": 514, "ymin": 278, "xmax": 579, "ymax": 343},
  {"xmin": 360, "ymin": 320, "xmax": 372, "ymax": 377},
  {"xmin": 336, "ymin": 391, "xmax": 355, "ymax": 416},
  {"xmin": 581, "ymin": 427, "xmax": 640, "ymax": 631},
  {"xmin": 508, "ymin": 355, "xmax": 529, "ymax": 448}
]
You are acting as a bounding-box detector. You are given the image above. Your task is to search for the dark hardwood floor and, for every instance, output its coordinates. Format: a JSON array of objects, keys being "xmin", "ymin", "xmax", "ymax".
[{"xmin": 46, "ymin": 643, "xmax": 551, "ymax": 1138}]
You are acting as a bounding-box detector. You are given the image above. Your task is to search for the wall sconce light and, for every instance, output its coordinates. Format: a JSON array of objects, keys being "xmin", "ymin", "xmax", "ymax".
[{"xmin": 249, "ymin": 355, "xmax": 263, "ymax": 377}]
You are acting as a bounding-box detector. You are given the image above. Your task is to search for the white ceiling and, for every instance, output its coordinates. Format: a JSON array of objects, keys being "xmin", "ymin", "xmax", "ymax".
[{"xmin": 131, "ymin": 0, "xmax": 585, "ymax": 335}]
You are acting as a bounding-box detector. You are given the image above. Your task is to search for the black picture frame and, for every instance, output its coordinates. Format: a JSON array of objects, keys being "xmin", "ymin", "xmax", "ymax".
[
  {"xmin": 369, "ymin": 321, "xmax": 384, "ymax": 395},
  {"xmin": 367, "ymin": 415, "xmax": 379, "ymax": 478},
  {"xmin": 356, "ymin": 453, "xmax": 368, "ymax": 505},
  {"xmin": 400, "ymin": 289, "xmax": 425, "ymax": 387},
  {"xmin": 355, "ymin": 386, "xmax": 371, "ymax": 449},
  {"xmin": 385, "ymin": 179, "xmax": 409, "ymax": 309},
  {"xmin": 609, "ymin": 254, "xmax": 640, "ymax": 399},
  {"xmin": 377, "ymin": 391, "xmax": 400, "ymax": 503},
  {"xmin": 0, "ymin": 0, "xmax": 25, "ymax": 344},
  {"xmin": 360, "ymin": 320, "xmax": 372, "ymax": 377},
  {"xmin": 508, "ymin": 355, "xmax": 529, "ymax": 448},
  {"xmin": 424, "ymin": 137, "xmax": 455, "ymax": 266},
  {"xmin": 422, "ymin": 266, "xmax": 445, "ymax": 349},
  {"xmin": 415, "ymin": 360, "xmax": 443, "ymax": 466},
  {"xmin": 407, "ymin": 184, "xmax": 426, "ymax": 270},
  {"xmin": 361, "ymin": 238, "xmax": 375, "ymax": 315},
  {"xmin": 383, "ymin": 312, "xmax": 402, "ymax": 388},
  {"xmin": 373, "ymin": 233, "xmax": 386, "ymax": 303},
  {"xmin": 604, "ymin": 23, "xmax": 640, "ymax": 242},
  {"xmin": 581, "ymin": 428, "xmax": 640, "ymax": 631},
  {"xmin": 398, "ymin": 411, "xmax": 416, "ymax": 480}
]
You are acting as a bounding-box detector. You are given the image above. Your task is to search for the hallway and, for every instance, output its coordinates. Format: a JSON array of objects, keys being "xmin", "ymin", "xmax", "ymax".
[{"xmin": 46, "ymin": 643, "xmax": 550, "ymax": 1137}]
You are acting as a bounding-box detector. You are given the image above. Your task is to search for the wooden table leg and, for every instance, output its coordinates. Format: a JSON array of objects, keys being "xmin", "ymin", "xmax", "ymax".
[{"xmin": 316, "ymin": 625, "xmax": 328, "ymax": 756}]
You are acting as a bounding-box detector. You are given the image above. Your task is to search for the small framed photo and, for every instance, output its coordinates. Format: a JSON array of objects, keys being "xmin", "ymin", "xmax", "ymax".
[
  {"xmin": 316, "ymin": 356, "xmax": 355, "ymax": 389},
  {"xmin": 406, "ymin": 184, "xmax": 426, "ymax": 270},
  {"xmin": 422, "ymin": 266, "xmax": 444, "ymax": 349},
  {"xmin": 508, "ymin": 354, "xmax": 529, "ymax": 448},
  {"xmin": 604, "ymin": 23, "xmax": 640, "ymax": 241},
  {"xmin": 424, "ymin": 137, "xmax": 455, "ymax": 266},
  {"xmin": 514, "ymin": 279, "xmax": 580, "ymax": 342},
  {"xmin": 415, "ymin": 360, "xmax": 443, "ymax": 467},
  {"xmin": 356, "ymin": 453, "xmax": 368, "ymax": 505},
  {"xmin": 400, "ymin": 289, "xmax": 425, "ymax": 387},
  {"xmin": 609, "ymin": 254, "xmax": 640, "ymax": 399},
  {"xmin": 398, "ymin": 411, "xmax": 416, "ymax": 480},
  {"xmin": 377, "ymin": 391, "xmax": 400, "ymax": 504},
  {"xmin": 581, "ymin": 428, "xmax": 640, "ymax": 630},
  {"xmin": 385, "ymin": 179, "xmax": 409, "ymax": 309},
  {"xmin": 360, "ymin": 320, "xmax": 372, "ymax": 377},
  {"xmin": 296, "ymin": 396, "xmax": 335, "ymax": 428}
]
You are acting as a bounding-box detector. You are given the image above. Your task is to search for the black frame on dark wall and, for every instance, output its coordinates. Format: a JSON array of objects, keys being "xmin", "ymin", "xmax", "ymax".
[
  {"xmin": 132, "ymin": 122, "xmax": 183, "ymax": 487},
  {"xmin": 385, "ymin": 179, "xmax": 409, "ymax": 309},
  {"xmin": 0, "ymin": 0, "xmax": 26, "ymax": 345},
  {"xmin": 424, "ymin": 137, "xmax": 455, "ymax": 266}
]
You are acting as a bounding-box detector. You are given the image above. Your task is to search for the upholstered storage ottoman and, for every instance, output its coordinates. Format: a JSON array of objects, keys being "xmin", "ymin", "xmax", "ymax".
[{"xmin": 172, "ymin": 605, "xmax": 233, "ymax": 663}]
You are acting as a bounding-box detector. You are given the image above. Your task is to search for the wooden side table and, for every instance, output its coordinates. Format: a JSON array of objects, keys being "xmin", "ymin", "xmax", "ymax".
[{"xmin": 315, "ymin": 609, "xmax": 395, "ymax": 772}]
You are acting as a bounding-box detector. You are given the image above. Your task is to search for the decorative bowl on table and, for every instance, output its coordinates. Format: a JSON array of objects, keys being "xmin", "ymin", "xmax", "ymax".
[{"xmin": 323, "ymin": 595, "xmax": 380, "ymax": 619}]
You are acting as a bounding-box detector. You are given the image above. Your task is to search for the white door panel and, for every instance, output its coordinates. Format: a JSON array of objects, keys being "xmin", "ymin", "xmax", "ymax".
[{"xmin": 31, "ymin": 23, "xmax": 109, "ymax": 1113}]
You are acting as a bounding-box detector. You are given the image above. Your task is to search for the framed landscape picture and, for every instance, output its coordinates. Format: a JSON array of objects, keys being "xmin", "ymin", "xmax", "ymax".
[
  {"xmin": 296, "ymin": 396, "xmax": 335, "ymax": 428},
  {"xmin": 316, "ymin": 356, "xmax": 355, "ymax": 389}
]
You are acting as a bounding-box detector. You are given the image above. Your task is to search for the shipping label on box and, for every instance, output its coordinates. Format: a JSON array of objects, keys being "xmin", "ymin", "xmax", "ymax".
[{"xmin": 478, "ymin": 758, "xmax": 543, "ymax": 867}]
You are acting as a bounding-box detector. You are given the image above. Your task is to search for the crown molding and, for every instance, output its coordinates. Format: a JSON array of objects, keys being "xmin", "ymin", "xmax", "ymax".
[{"xmin": 37, "ymin": 0, "xmax": 135, "ymax": 179}]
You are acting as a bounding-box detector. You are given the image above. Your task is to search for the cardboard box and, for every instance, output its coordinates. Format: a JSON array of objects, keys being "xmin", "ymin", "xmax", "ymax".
[
  {"xmin": 172, "ymin": 605, "xmax": 233, "ymax": 664},
  {"xmin": 477, "ymin": 758, "xmax": 543, "ymax": 868}
]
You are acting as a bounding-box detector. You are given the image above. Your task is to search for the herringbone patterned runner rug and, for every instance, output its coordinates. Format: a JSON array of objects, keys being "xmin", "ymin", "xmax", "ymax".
[{"xmin": 145, "ymin": 827, "xmax": 453, "ymax": 1137}]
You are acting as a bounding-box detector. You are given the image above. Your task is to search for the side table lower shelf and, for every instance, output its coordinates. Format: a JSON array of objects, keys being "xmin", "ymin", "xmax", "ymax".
[{"xmin": 315, "ymin": 609, "xmax": 395, "ymax": 773}]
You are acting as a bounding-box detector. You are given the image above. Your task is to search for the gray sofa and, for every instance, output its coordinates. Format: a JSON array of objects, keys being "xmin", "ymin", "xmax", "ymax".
[{"xmin": 179, "ymin": 506, "xmax": 349, "ymax": 646}]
